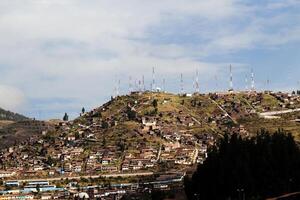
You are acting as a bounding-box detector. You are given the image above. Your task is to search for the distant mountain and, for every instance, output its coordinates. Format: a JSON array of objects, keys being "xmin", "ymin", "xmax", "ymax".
[{"xmin": 0, "ymin": 107, "xmax": 28, "ymax": 121}]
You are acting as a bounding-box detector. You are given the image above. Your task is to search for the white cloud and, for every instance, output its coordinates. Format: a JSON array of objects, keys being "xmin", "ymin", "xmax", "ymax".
[
  {"xmin": 0, "ymin": 0, "xmax": 299, "ymax": 118},
  {"xmin": 0, "ymin": 85, "xmax": 26, "ymax": 112}
]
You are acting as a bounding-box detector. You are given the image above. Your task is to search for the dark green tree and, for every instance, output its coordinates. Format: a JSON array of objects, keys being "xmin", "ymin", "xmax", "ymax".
[
  {"xmin": 36, "ymin": 184, "xmax": 40, "ymax": 193},
  {"xmin": 185, "ymin": 129, "xmax": 300, "ymax": 200},
  {"xmin": 63, "ymin": 113, "xmax": 69, "ymax": 121},
  {"xmin": 126, "ymin": 107, "xmax": 137, "ymax": 120}
]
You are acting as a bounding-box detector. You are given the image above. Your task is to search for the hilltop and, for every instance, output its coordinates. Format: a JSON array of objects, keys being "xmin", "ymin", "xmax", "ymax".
[
  {"xmin": 1, "ymin": 91, "xmax": 300, "ymax": 180},
  {"xmin": 74, "ymin": 91, "xmax": 300, "ymax": 143}
]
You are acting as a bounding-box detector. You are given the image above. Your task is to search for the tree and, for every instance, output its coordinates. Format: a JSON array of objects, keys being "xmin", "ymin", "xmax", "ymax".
[
  {"xmin": 46, "ymin": 156, "xmax": 54, "ymax": 166},
  {"xmin": 152, "ymin": 99, "xmax": 158, "ymax": 108},
  {"xmin": 185, "ymin": 129, "xmax": 300, "ymax": 200},
  {"xmin": 36, "ymin": 184, "xmax": 40, "ymax": 193},
  {"xmin": 102, "ymin": 121, "xmax": 109, "ymax": 129},
  {"xmin": 82, "ymin": 107, "xmax": 85, "ymax": 114},
  {"xmin": 63, "ymin": 113, "xmax": 69, "ymax": 121},
  {"xmin": 126, "ymin": 107, "xmax": 137, "ymax": 120}
]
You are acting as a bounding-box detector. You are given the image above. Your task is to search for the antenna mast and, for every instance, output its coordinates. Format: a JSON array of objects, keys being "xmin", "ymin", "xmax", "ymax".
[
  {"xmin": 138, "ymin": 79, "xmax": 142, "ymax": 92},
  {"xmin": 129, "ymin": 76, "xmax": 133, "ymax": 93},
  {"xmin": 113, "ymin": 76, "xmax": 118, "ymax": 98},
  {"xmin": 152, "ymin": 67, "xmax": 155, "ymax": 92},
  {"xmin": 134, "ymin": 79, "xmax": 137, "ymax": 91},
  {"xmin": 195, "ymin": 69, "xmax": 200, "ymax": 93},
  {"xmin": 251, "ymin": 68, "xmax": 255, "ymax": 92},
  {"xmin": 229, "ymin": 65, "xmax": 233, "ymax": 91},
  {"xmin": 142, "ymin": 75, "xmax": 145, "ymax": 92}
]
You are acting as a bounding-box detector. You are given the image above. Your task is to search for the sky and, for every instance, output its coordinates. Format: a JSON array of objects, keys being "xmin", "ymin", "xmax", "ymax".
[{"xmin": 0, "ymin": 0, "xmax": 300, "ymax": 119}]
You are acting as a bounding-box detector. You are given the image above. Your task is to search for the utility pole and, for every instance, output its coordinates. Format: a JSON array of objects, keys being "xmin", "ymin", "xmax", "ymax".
[{"xmin": 163, "ymin": 78, "xmax": 166, "ymax": 92}]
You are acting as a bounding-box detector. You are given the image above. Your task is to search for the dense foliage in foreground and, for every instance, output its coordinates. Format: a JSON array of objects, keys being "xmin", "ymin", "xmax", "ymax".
[{"xmin": 185, "ymin": 129, "xmax": 300, "ymax": 200}]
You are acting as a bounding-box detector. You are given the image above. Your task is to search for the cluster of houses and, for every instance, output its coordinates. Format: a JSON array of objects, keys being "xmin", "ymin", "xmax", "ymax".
[{"xmin": 0, "ymin": 92, "xmax": 230, "ymax": 182}]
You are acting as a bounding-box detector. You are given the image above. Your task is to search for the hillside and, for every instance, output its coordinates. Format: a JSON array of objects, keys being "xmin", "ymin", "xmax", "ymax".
[
  {"xmin": 1, "ymin": 91, "xmax": 300, "ymax": 179},
  {"xmin": 0, "ymin": 107, "xmax": 28, "ymax": 121},
  {"xmin": 0, "ymin": 120, "xmax": 53, "ymax": 149},
  {"xmin": 0, "ymin": 107, "xmax": 52, "ymax": 149}
]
